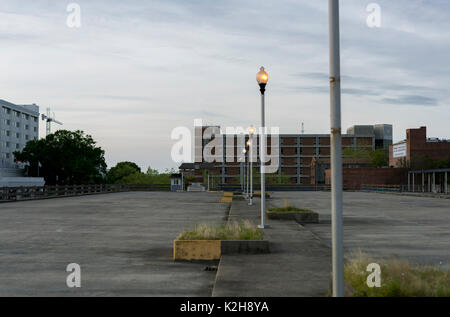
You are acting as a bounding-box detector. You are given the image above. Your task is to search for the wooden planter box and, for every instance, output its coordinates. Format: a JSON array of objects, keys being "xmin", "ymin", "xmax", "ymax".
[
  {"xmin": 173, "ymin": 240, "xmax": 270, "ymax": 261},
  {"xmin": 268, "ymin": 211, "xmax": 319, "ymax": 224}
]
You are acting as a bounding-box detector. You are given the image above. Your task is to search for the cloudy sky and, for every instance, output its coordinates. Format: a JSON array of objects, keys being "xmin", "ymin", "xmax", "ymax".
[{"xmin": 1, "ymin": 0, "xmax": 449, "ymax": 171}]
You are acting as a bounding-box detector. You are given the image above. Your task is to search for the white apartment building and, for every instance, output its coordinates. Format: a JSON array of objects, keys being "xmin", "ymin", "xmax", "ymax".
[{"xmin": 0, "ymin": 99, "xmax": 39, "ymax": 169}]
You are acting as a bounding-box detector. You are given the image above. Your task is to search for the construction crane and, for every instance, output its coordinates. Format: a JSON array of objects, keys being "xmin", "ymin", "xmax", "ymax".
[{"xmin": 41, "ymin": 107, "xmax": 63, "ymax": 136}]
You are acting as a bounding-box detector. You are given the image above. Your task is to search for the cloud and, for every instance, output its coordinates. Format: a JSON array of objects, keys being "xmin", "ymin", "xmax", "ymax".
[
  {"xmin": 381, "ymin": 95, "xmax": 438, "ymax": 106},
  {"xmin": 1, "ymin": 0, "xmax": 449, "ymax": 170}
]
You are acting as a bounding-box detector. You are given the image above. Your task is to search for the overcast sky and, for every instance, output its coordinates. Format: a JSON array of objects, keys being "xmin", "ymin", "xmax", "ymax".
[{"xmin": 1, "ymin": 0, "xmax": 449, "ymax": 171}]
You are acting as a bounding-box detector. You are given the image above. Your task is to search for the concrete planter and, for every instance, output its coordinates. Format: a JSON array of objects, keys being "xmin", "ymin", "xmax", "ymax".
[
  {"xmin": 173, "ymin": 240, "xmax": 269, "ymax": 261},
  {"xmin": 268, "ymin": 211, "xmax": 319, "ymax": 224}
]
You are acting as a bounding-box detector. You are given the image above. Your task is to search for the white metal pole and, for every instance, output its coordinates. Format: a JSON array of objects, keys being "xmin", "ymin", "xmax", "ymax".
[
  {"xmin": 247, "ymin": 154, "xmax": 250, "ymax": 199},
  {"xmin": 259, "ymin": 93, "xmax": 266, "ymax": 228},
  {"xmin": 422, "ymin": 171, "xmax": 425, "ymax": 193},
  {"xmin": 329, "ymin": 0, "xmax": 344, "ymax": 297},
  {"xmin": 445, "ymin": 172, "xmax": 448, "ymax": 194},
  {"xmin": 249, "ymin": 136, "xmax": 253, "ymax": 206},
  {"xmin": 243, "ymin": 156, "xmax": 246, "ymax": 196}
]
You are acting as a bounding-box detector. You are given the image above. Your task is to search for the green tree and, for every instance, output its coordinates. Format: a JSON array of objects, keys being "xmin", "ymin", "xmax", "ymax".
[
  {"xmin": 14, "ymin": 130, "xmax": 106, "ymax": 185},
  {"xmin": 107, "ymin": 161, "xmax": 141, "ymax": 183},
  {"xmin": 342, "ymin": 148, "xmax": 371, "ymax": 159},
  {"xmin": 111, "ymin": 165, "xmax": 173, "ymax": 185},
  {"xmin": 369, "ymin": 149, "xmax": 388, "ymax": 167},
  {"xmin": 343, "ymin": 147, "xmax": 388, "ymax": 167}
]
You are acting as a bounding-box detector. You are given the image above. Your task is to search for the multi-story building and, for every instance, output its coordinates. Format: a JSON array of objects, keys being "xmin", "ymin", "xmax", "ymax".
[
  {"xmin": 191, "ymin": 124, "xmax": 392, "ymax": 185},
  {"xmin": 389, "ymin": 126, "xmax": 450, "ymax": 168},
  {"xmin": 0, "ymin": 99, "xmax": 40, "ymax": 169}
]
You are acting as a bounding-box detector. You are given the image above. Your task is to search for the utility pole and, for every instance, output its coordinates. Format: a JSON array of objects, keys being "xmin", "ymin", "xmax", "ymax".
[{"xmin": 329, "ymin": 0, "xmax": 344, "ymax": 297}]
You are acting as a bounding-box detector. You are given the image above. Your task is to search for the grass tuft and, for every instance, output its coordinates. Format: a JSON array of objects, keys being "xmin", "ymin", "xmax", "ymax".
[
  {"xmin": 345, "ymin": 251, "xmax": 450, "ymax": 297},
  {"xmin": 177, "ymin": 220, "xmax": 263, "ymax": 241}
]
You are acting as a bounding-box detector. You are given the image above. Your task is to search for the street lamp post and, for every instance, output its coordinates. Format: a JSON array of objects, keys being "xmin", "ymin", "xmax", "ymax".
[
  {"xmin": 242, "ymin": 148, "xmax": 247, "ymax": 197},
  {"xmin": 246, "ymin": 140, "xmax": 250, "ymax": 199},
  {"xmin": 248, "ymin": 126, "xmax": 255, "ymax": 206},
  {"xmin": 329, "ymin": 0, "xmax": 344, "ymax": 297},
  {"xmin": 256, "ymin": 67, "xmax": 269, "ymax": 229}
]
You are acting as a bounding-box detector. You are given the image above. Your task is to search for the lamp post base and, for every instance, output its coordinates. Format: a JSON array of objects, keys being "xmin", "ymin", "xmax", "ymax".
[{"xmin": 257, "ymin": 224, "xmax": 269, "ymax": 229}]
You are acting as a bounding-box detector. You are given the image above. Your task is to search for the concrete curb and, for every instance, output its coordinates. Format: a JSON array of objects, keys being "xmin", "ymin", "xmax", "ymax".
[
  {"xmin": 268, "ymin": 212, "xmax": 319, "ymax": 224},
  {"xmin": 221, "ymin": 240, "xmax": 270, "ymax": 255}
]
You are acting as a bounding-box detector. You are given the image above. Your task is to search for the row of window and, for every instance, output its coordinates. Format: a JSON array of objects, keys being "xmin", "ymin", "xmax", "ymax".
[
  {"xmin": 2, "ymin": 120, "xmax": 38, "ymax": 131},
  {"xmin": 2, "ymin": 107, "xmax": 38, "ymax": 122},
  {"xmin": 0, "ymin": 130, "xmax": 36, "ymax": 141},
  {"xmin": 0, "ymin": 152, "xmax": 11, "ymax": 159},
  {"xmin": 1, "ymin": 141, "xmax": 24, "ymax": 149}
]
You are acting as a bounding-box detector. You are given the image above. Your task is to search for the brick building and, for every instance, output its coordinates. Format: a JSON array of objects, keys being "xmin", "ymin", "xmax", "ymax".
[
  {"xmin": 389, "ymin": 126, "xmax": 450, "ymax": 167},
  {"xmin": 190, "ymin": 124, "xmax": 392, "ymax": 185},
  {"xmin": 325, "ymin": 168, "xmax": 408, "ymax": 190}
]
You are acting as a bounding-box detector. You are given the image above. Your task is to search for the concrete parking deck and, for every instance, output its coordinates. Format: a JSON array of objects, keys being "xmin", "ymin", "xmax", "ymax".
[
  {"xmin": 275, "ymin": 191, "xmax": 450, "ymax": 267},
  {"xmin": 212, "ymin": 199, "xmax": 331, "ymax": 297},
  {"xmin": 0, "ymin": 192, "xmax": 226, "ymax": 296},
  {"xmin": 1, "ymin": 190, "xmax": 449, "ymax": 296}
]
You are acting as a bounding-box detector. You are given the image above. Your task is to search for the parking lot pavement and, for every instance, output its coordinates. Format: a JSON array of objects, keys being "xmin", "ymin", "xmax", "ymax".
[
  {"xmin": 0, "ymin": 192, "xmax": 227, "ymax": 296},
  {"xmin": 213, "ymin": 199, "xmax": 331, "ymax": 297},
  {"xmin": 270, "ymin": 191, "xmax": 450, "ymax": 267}
]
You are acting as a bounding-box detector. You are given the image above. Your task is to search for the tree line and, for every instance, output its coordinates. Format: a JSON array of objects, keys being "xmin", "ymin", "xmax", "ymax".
[{"xmin": 14, "ymin": 129, "xmax": 174, "ymax": 185}]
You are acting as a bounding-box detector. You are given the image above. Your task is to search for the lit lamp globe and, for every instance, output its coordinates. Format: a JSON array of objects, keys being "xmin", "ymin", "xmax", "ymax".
[
  {"xmin": 248, "ymin": 125, "xmax": 255, "ymax": 135},
  {"xmin": 256, "ymin": 67, "xmax": 269, "ymax": 94}
]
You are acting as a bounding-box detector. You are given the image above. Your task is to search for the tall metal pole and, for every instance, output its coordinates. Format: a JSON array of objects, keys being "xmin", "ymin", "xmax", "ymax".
[
  {"xmin": 246, "ymin": 152, "xmax": 250, "ymax": 199},
  {"xmin": 259, "ymin": 92, "xmax": 266, "ymax": 228},
  {"xmin": 249, "ymin": 134, "xmax": 254, "ymax": 206},
  {"xmin": 329, "ymin": 0, "xmax": 344, "ymax": 297},
  {"xmin": 243, "ymin": 154, "xmax": 246, "ymax": 196}
]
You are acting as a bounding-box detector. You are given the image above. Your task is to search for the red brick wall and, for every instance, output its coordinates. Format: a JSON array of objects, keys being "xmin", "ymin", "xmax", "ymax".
[
  {"xmin": 390, "ymin": 127, "xmax": 450, "ymax": 167},
  {"xmin": 325, "ymin": 168, "xmax": 408, "ymax": 190}
]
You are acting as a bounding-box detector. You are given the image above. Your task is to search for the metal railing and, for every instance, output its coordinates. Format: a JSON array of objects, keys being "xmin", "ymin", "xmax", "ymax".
[
  {"xmin": 218, "ymin": 184, "xmax": 334, "ymax": 192},
  {"xmin": 0, "ymin": 184, "xmax": 171, "ymax": 202},
  {"xmin": 361, "ymin": 184, "xmax": 401, "ymax": 192}
]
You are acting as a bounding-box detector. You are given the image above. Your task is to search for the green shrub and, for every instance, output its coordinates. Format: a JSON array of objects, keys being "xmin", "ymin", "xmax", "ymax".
[{"xmin": 177, "ymin": 220, "xmax": 263, "ymax": 241}]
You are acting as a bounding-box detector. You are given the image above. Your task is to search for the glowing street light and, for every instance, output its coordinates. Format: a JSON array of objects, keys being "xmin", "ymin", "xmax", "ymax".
[{"xmin": 256, "ymin": 67, "xmax": 268, "ymax": 229}]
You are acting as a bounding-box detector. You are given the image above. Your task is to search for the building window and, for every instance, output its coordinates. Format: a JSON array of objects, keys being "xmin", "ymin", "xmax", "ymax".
[
  {"xmin": 25, "ymin": 124, "xmax": 29, "ymax": 130},
  {"xmin": 6, "ymin": 130, "xmax": 10, "ymax": 137},
  {"xmin": 34, "ymin": 127, "xmax": 37, "ymax": 132},
  {"xmin": 16, "ymin": 122, "xmax": 20, "ymax": 128},
  {"xmin": 14, "ymin": 111, "xmax": 20, "ymax": 117},
  {"xmin": 6, "ymin": 142, "xmax": 10, "ymax": 148},
  {"xmin": 16, "ymin": 143, "xmax": 20, "ymax": 149},
  {"xmin": 25, "ymin": 135, "xmax": 29, "ymax": 141},
  {"xmin": 33, "ymin": 117, "xmax": 38, "ymax": 123},
  {"xmin": 16, "ymin": 133, "xmax": 20, "ymax": 138}
]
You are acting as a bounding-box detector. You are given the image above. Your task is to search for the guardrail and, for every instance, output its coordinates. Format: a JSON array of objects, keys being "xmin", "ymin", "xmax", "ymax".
[
  {"xmin": 218, "ymin": 184, "xmax": 334, "ymax": 192},
  {"xmin": 0, "ymin": 184, "xmax": 171, "ymax": 202},
  {"xmin": 361, "ymin": 184, "xmax": 401, "ymax": 192}
]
